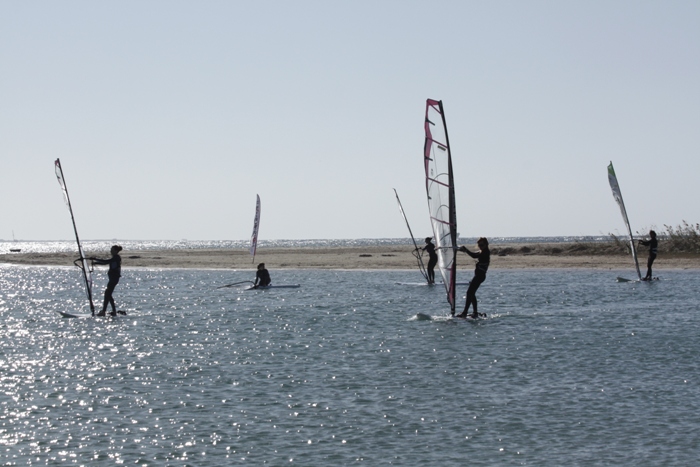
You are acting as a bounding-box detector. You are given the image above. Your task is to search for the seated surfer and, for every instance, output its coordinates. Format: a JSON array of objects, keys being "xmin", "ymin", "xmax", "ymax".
[
  {"xmin": 90, "ymin": 245, "xmax": 123, "ymax": 316},
  {"xmin": 638, "ymin": 230, "xmax": 658, "ymax": 281},
  {"xmin": 420, "ymin": 237, "xmax": 438, "ymax": 284},
  {"xmin": 457, "ymin": 237, "xmax": 490, "ymax": 319},
  {"xmin": 254, "ymin": 262, "xmax": 271, "ymax": 288}
]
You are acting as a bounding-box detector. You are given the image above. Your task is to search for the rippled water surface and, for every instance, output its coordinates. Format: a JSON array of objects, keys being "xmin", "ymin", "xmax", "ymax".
[{"xmin": 1, "ymin": 265, "xmax": 699, "ymax": 465}]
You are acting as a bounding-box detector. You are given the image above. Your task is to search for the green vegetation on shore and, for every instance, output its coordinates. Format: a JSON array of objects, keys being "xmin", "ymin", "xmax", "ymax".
[{"xmin": 492, "ymin": 221, "xmax": 700, "ymax": 258}]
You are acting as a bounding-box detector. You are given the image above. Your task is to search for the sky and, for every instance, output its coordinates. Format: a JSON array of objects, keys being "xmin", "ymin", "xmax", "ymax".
[{"xmin": 1, "ymin": 0, "xmax": 698, "ymax": 241}]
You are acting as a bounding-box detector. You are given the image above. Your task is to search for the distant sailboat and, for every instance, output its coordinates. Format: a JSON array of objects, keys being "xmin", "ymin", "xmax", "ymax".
[
  {"xmin": 424, "ymin": 99, "xmax": 458, "ymax": 314},
  {"xmin": 607, "ymin": 161, "xmax": 642, "ymax": 282},
  {"xmin": 9, "ymin": 230, "xmax": 21, "ymax": 252}
]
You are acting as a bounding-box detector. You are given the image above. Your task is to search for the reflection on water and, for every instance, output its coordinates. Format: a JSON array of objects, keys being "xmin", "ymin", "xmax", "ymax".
[{"xmin": 1, "ymin": 265, "xmax": 699, "ymax": 464}]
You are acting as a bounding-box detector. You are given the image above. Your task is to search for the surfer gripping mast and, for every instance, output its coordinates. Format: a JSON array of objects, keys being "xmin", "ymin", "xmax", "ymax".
[{"xmin": 424, "ymin": 99, "xmax": 458, "ymax": 315}]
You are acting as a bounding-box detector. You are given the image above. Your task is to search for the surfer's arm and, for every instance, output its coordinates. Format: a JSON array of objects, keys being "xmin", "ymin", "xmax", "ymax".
[
  {"xmin": 91, "ymin": 257, "xmax": 110, "ymax": 265},
  {"xmin": 459, "ymin": 246, "xmax": 480, "ymax": 258}
]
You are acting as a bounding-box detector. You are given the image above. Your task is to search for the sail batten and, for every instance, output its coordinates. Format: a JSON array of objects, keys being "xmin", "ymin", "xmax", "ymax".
[
  {"xmin": 607, "ymin": 162, "xmax": 642, "ymax": 280},
  {"xmin": 423, "ymin": 99, "xmax": 457, "ymax": 313},
  {"xmin": 54, "ymin": 159, "xmax": 95, "ymax": 315}
]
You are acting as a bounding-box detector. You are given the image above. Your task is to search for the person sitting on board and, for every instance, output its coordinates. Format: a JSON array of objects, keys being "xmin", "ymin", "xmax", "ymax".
[
  {"xmin": 90, "ymin": 245, "xmax": 123, "ymax": 316},
  {"xmin": 457, "ymin": 237, "xmax": 490, "ymax": 319},
  {"xmin": 638, "ymin": 230, "xmax": 658, "ymax": 281},
  {"xmin": 421, "ymin": 237, "xmax": 438, "ymax": 284},
  {"xmin": 254, "ymin": 262, "xmax": 271, "ymax": 288}
]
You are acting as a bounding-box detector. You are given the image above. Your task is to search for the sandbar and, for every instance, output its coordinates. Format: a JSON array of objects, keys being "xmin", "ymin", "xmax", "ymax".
[{"xmin": 2, "ymin": 243, "xmax": 699, "ymax": 270}]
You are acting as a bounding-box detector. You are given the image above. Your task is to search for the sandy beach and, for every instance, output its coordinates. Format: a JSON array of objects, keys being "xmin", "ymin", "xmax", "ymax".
[{"xmin": 2, "ymin": 243, "xmax": 699, "ymax": 270}]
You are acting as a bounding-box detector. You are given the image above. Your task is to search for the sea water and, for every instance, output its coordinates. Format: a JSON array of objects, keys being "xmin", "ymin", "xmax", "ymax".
[
  {"xmin": 1, "ymin": 264, "xmax": 699, "ymax": 465},
  {"xmin": 0, "ymin": 236, "xmax": 611, "ymax": 255}
]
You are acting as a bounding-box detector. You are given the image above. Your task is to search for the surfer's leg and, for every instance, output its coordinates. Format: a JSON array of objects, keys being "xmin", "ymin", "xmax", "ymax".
[
  {"xmin": 103, "ymin": 281, "xmax": 117, "ymax": 313},
  {"xmin": 459, "ymin": 278, "xmax": 478, "ymax": 317},
  {"xmin": 645, "ymin": 254, "xmax": 656, "ymax": 280},
  {"xmin": 427, "ymin": 259, "xmax": 437, "ymax": 284},
  {"xmin": 469, "ymin": 274, "xmax": 485, "ymax": 318}
]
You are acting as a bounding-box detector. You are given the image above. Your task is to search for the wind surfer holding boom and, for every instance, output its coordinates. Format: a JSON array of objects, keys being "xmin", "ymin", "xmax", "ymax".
[
  {"xmin": 90, "ymin": 245, "xmax": 123, "ymax": 316},
  {"xmin": 638, "ymin": 230, "xmax": 658, "ymax": 281},
  {"xmin": 420, "ymin": 237, "xmax": 438, "ymax": 285},
  {"xmin": 457, "ymin": 237, "xmax": 490, "ymax": 319}
]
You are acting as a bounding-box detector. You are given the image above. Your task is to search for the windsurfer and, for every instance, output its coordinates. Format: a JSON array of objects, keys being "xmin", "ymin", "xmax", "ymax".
[
  {"xmin": 638, "ymin": 230, "xmax": 658, "ymax": 280},
  {"xmin": 420, "ymin": 237, "xmax": 438, "ymax": 284},
  {"xmin": 457, "ymin": 237, "xmax": 490, "ymax": 319},
  {"xmin": 254, "ymin": 262, "xmax": 271, "ymax": 288},
  {"xmin": 90, "ymin": 245, "xmax": 122, "ymax": 316}
]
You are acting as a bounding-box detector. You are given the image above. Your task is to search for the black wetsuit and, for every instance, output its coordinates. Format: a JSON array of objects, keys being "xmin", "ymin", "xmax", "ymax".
[
  {"xmin": 255, "ymin": 268, "xmax": 271, "ymax": 287},
  {"xmin": 423, "ymin": 242, "xmax": 438, "ymax": 284},
  {"xmin": 93, "ymin": 254, "xmax": 121, "ymax": 314},
  {"xmin": 639, "ymin": 237, "xmax": 658, "ymax": 280},
  {"xmin": 461, "ymin": 248, "xmax": 490, "ymax": 317}
]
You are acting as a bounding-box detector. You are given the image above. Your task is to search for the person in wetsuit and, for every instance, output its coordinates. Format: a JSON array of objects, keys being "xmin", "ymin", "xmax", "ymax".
[
  {"xmin": 638, "ymin": 230, "xmax": 658, "ymax": 281},
  {"xmin": 254, "ymin": 262, "xmax": 271, "ymax": 288},
  {"xmin": 91, "ymin": 245, "xmax": 122, "ymax": 316},
  {"xmin": 457, "ymin": 237, "xmax": 490, "ymax": 319},
  {"xmin": 421, "ymin": 237, "xmax": 438, "ymax": 284}
]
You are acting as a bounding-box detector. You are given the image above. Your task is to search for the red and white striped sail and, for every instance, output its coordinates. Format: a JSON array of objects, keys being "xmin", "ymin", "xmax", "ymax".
[
  {"xmin": 424, "ymin": 99, "xmax": 458, "ymax": 314},
  {"xmin": 250, "ymin": 194, "xmax": 261, "ymax": 262}
]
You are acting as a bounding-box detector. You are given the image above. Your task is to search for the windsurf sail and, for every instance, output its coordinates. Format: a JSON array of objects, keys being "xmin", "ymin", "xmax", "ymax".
[
  {"xmin": 393, "ymin": 188, "xmax": 428, "ymax": 282},
  {"xmin": 424, "ymin": 99, "xmax": 458, "ymax": 314},
  {"xmin": 607, "ymin": 161, "xmax": 642, "ymax": 280},
  {"xmin": 250, "ymin": 194, "xmax": 261, "ymax": 263},
  {"xmin": 55, "ymin": 158, "xmax": 96, "ymax": 315}
]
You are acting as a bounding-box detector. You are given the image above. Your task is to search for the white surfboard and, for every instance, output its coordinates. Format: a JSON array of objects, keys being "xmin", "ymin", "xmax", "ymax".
[{"xmin": 244, "ymin": 284, "xmax": 301, "ymax": 291}]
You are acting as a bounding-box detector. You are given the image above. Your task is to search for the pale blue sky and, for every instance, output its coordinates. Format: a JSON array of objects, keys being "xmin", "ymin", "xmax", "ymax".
[{"xmin": 2, "ymin": 1, "xmax": 698, "ymax": 241}]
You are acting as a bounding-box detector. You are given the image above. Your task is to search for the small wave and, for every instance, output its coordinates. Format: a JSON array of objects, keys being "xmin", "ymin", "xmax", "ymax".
[{"xmin": 409, "ymin": 312, "xmax": 434, "ymax": 321}]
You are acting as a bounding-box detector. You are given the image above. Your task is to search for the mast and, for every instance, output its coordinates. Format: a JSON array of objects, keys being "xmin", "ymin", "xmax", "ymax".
[
  {"xmin": 607, "ymin": 162, "xmax": 642, "ymax": 280},
  {"xmin": 54, "ymin": 159, "xmax": 95, "ymax": 314},
  {"xmin": 393, "ymin": 188, "xmax": 428, "ymax": 282},
  {"xmin": 424, "ymin": 99, "xmax": 458, "ymax": 314},
  {"xmin": 250, "ymin": 194, "xmax": 261, "ymax": 263}
]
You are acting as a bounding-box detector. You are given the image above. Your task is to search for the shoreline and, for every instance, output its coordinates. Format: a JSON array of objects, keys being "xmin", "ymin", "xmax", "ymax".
[{"xmin": 2, "ymin": 243, "xmax": 700, "ymax": 270}]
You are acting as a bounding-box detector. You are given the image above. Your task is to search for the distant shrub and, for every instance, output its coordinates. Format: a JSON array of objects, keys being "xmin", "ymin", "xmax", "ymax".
[{"xmin": 662, "ymin": 221, "xmax": 700, "ymax": 253}]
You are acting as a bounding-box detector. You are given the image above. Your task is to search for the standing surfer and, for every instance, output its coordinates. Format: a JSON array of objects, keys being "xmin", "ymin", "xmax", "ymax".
[
  {"xmin": 254, "ymin": 262, "xmax": 271, "ymax": 288},
  {"xmin": 420, "ymin": 237, "xmax": 438, "ymax": 284},
  {"xmin": 457, "ymin": 237, "xmax": 490, "ymax": 319},
  {"xmin": 638, "ymin": 230, "xmax": 658, "ymax": 281},
  {"xmin": 90, "ymin": 245, "xmax": 122, "ymax": 316}
]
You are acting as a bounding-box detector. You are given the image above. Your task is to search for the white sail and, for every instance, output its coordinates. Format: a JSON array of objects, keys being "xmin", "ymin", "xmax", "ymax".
[
  {"xmin": 607, "ymin": 162, "xmax": 642, "ymax": 280},
  {"xmin": 55, "ymin": 159, "xmax": 96, "ymax": 314},
  {"xmin": 250, "ymin": 194, "xmax": 261, "ymax": 263},
  {"xmin": 393, "ymin": 189, "xmax": 428, "ymax": 282},
  {"xmin": 424, "ymin": 99, "xmax": 458, "ymax": 313}
]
